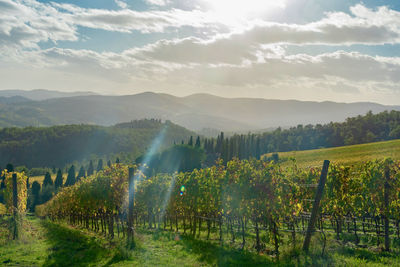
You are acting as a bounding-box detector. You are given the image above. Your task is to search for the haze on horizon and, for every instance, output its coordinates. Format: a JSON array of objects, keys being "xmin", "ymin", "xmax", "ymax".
[{"xmin": 1, "ymin": 0, "xmax": 400, "ymax": 105}]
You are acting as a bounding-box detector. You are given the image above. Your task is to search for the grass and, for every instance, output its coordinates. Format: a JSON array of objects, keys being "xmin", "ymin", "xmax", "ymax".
[
  {"xmin": 264, "ymin": 139, "xmax": 400, "ymax": 168},
  {"xmin": 2, "ymin": 215, "xmax": 400, "ymax": 266},
  {"xmin": 0, "ymin": 216, "xmax": 275, "ymax": 266}
]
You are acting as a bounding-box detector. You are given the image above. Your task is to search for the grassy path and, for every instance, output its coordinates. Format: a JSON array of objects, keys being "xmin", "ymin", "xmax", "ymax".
[
  {"xmin": 1, "ymin": 215, "xmax": 400, "ymax": 266},
  {"xmin": 0, "ymin": 216, "xmax": 274, "ymax": 266}
]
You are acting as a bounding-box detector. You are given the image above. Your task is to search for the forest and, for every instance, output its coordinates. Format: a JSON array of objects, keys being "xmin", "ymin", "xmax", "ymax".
[
  {"xmin": 202, "ymin": 110, "xmax": 400, "ymax": 162},
  {"xmin": 0, "ymin": 119, "xmax": 194, "ymax": 168}
]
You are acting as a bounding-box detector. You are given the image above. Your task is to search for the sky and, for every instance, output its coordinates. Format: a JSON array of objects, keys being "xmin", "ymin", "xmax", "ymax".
[{"xmin": 0, "ymin": 0, "xmax": 400, "ymax": 105}]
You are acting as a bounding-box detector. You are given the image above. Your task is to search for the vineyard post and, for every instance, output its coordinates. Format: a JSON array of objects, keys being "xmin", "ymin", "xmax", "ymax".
[
  {"xmin": 12, "ymin": 173, "xmax": 18, "ymax": 214},
  {"xmin": 303, "ymin": 160, "xmax": 330, "ymax": 252},
  {"xmin": 12, "ymin": 173, "xmax": 19, "ymax": 240},
  {"xmin": 128, "ymin": 167, "xmax": 135, "ymax": 246},
  {"xmin": 384, "ymin": 166, "xmax": 390, "ymax": 251}
]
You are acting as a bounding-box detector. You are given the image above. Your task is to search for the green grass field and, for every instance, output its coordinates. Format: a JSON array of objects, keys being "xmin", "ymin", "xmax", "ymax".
[
  {"xmin": 265, "ymin": 139, "xmax": 400, "ymax": 168},
  {"xmin": 1, "ymin": 215, "xmax": 400, "ymax": 266}
]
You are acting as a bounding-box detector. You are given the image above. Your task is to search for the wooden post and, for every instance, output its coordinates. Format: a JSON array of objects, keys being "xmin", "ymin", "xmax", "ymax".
[
  {"xmin": 303, "ymin": 160, "xmax": 330, "ymax": 252},
  {"xmin": 384, "ymin": 166, "xmax": 390, "ymax": 251},
  {"xmin": 12, "ymin": 173, "xmax": 18, "ymax": 214},
  {"xmin": 127, "ymin": 167, "xmax": 135, "ymax": 246},
  {"xmin": 12, "ymin": 173, "xmax": 18, "ymax": 240}
]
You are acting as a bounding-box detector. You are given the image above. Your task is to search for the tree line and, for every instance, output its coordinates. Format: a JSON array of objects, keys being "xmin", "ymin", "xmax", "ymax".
[{"xmin": 198, "ymin": 110, "xmax": 400, "ymax": 163}]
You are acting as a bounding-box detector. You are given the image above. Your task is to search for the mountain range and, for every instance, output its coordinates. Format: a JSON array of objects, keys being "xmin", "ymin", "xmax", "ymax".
[{"xmin": 0, "ymin": 89, "xmax": 399, "ymax": 133}]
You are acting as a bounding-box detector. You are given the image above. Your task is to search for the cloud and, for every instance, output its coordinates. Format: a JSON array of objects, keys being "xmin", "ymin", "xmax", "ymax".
[
  {"xmin": 0, "ymin": 0, "xmax": 77, "ymax": 48},
  {"xmin": 1, "ymin": 2, "xmax": 400, "ymax": 104},
  {"xmin": 145, "ymin": 0, "xmax": 170, "ymax": 6},
  {"xmin": 52, "ymin": 2, "xmax": 224, "ymax": 34},
  {"xmin": 129, "ymin": 4, "xmax": 400, "ymax": 66},
  {"xmin": 167, "ymin": 51, "xmax": 400, "ymax": 86},
  {"xmin": 114, "ymin": 0, "xmax": 128, "ymax": 9},
  {"xmin": 3, "ymin": 1, "xmax": 400, "ymax": 51}
]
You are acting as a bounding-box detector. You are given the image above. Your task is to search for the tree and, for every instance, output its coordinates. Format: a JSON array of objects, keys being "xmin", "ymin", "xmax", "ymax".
[
  {"xmin": 195, "ymin": 136, "xmax": 201, "ymax": 148},
  {"xmin": 43, "ymin": 172, "xmax": 53, "ymax": 187},
  {"xmin": 96, "ymin": 159, "xmax": 103, "ymax": 172},
  {"xmin": 188, "ymin": 136, "xmax": 193, "ymax": 146},
  {"xmin": 31, "ymin": 181, "xmax": 41, "ymax": 207},
  {"xmin": 55, "ymin": 169, "xmax": 63, "ymax": 189},
  {"xmin": 107, "ymin": 160, "xmax": 111, "ymax": 167},
  {"xmin": 77, "ymin": 166, "xmax": 86, "ymax": 181},
  {"xmin": 87, "ymin": 160, "xmax": 94, "ymax": 176},
  {"xmin": 116, "ymin": 158, "xmax": 120, "ymax": 164},
  {"xmin": 64, "ymin": 165, "xmax": 76, "ymax": 187},
  {"xmin": 6, "ymin": 163, "xmax": 14, "ymax": 172}
]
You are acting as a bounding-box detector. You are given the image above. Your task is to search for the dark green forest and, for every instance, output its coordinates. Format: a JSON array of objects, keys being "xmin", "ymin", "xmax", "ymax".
[
  {"xmin": 0, "ymin": 119, "xmax": 194, "ymax": 168},
  {"xmin": 202, "ymin": 110, "xmax": 400, "ymax": 162},
  {"xmin": 1, "ymin": 111, "xmax": 399, "ymax": 171}
]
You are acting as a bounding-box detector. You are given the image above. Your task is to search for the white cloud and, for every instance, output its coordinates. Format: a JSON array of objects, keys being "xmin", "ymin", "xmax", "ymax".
[
  {"xmin": 0, "ymin": 0, "xmax": 77, "ymax": 48},
  {"xmin": 1, "ymin": 2, "xmax": 400, "ymax": 104},
  {"xmin": 145, "ymin": 0, "xmax": 170, "ymax": 6},
  {"xmin": 114, "ymin": 0, "xmax": 128, "ymax": 9}
]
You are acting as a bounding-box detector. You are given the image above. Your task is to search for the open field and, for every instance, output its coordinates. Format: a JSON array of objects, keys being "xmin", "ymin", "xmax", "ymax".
[{"xmin": 265, "ymin": 139, "xmax": 400, "ymax": 168}]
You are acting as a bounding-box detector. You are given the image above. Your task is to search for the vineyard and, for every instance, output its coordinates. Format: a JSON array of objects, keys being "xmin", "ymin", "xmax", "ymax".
[{"xmin": 30, "ymin": 158, "xmax": 400, "ymax": 262}]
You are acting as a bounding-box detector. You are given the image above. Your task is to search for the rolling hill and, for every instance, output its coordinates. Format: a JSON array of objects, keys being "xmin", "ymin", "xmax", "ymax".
[
  {"xmin": 265, "ymin": 139, "xmax": 400, "ymax": 168},
  {"xmin": 0, "ymin": 119, "xmax": 194, "ymax": 168},
  {"xmin": 0, "ymin": 90, "xmax": 399, "ymax": 132}
]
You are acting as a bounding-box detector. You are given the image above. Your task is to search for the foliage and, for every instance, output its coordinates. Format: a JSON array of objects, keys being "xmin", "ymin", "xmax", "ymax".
[
  {"xmin": 43, "ymin": 172, "xmax": 53, "ymax": 187},
  {"xmin": 202, "ymin": 110, "xmax": 400, "ymax": 163},
  {"xmin": 0, "ymin": 119, "xmax": 194, "ymax": 168},
  {"xmin": 2, "ymin": 170, "xmax": 27, "ymax": 213},
  {"xmin": 38, "ymin": 158, "xmax": 400, "ymax": 255},
  {"xmin": 54, "ymin": 169, "xmax": 63, "ymax": 189},
  {"xmin": 136, "ymin": 145, "xmax": 205, "ymax": 175}
]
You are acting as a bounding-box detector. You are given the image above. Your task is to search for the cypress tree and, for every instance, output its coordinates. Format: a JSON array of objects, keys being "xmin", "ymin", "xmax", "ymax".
[
  {"xmin": 32, "ymin": 181, "xmax": 41, "ymax": 206},
  {"xmin": 65, "ymin": 165, "xmax": 76, "ymax": 186},
  {"xmin": 188, "ymin": 136, "xmax": 193, "ymax": 146},
  {"xmin": 6, "ymin": 163, "xmax": 14, "ymax": 172},
  {"xmin": 255, "ymin": 137, "xmax": 261, "ymax": 159},
  {"xmin": 77, "ymin": 166, "xmax": 86, "ymax": 181},
  {"xmin": 55, "ymin": 169, "xmax": 63, "ymax": 189},
  {"xmin": 195, "ymin": 136, "xmax": 201, "ymax": 148},
  {"xmin": 43, "ymin": 172, "xmax": 53, "ymax": 187},
  {"xmin": 116, "ymin": 157, "xmax": 120, "ymax": 164},
  {"xmin": 107, "ymin": 160, "xmax": 111, "ymax": 167},
  {"xmin": 97, "ymin": 159, "xmax": 103, "ymax": 172},
  {"xmin": 87, "ymin": 160, "xmax": 94, "ymax": 176}
]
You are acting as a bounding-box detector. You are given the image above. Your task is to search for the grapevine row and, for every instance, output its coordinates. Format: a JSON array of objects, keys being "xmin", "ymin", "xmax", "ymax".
[{"xmin": 36, "ymin": 158, "xmax": 400, "ymax": 254}]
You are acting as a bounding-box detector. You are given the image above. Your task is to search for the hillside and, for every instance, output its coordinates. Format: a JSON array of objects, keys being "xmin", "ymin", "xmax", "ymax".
[
  {"xmin": 0, "ymin": 91, "xmax": 399, "ymax": 132},
  {"xmin": 265, "ymin": 139, "xmax": 400, "ymax": 168},
  {"xmin": 0, "ymin": 119, "xmax": 194, "ymax": 168},
  {"xmin": 0, "ymin": 89, "xmax": 97, "ymax": 101}
]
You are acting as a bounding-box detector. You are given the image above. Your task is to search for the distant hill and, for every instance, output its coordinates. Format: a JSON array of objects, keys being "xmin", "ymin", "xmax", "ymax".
[
  {"xmin": 0, "ymin": 89, "xmax": 97, "ymax": 101},
  {"xmin": 0, "ymin": 96, "xmax": 31, "ymax": 104},
  {"xmin": 0, "ymin": 91, "xmax": 399, "ymax": 132},
  {"xmin": 0, "ymin": 119, "xmax": 195, "ymax": 168}
]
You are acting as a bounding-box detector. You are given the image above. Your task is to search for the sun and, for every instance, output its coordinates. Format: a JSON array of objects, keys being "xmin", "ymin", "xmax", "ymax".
[{"xmin": 203, "ymin": 0, "xmax": 286, "ymax": 23}]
